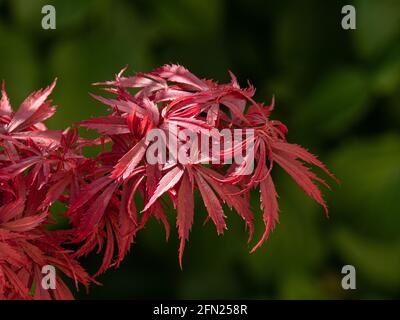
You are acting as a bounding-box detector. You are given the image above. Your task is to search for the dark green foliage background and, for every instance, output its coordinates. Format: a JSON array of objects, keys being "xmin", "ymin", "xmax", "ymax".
[{"xmin": 1, "ymin": 0, "xmax": 399, "ymax": 299}]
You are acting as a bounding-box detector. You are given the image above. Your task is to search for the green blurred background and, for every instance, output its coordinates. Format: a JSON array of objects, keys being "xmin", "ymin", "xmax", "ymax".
[{"xmin": 1, "ymin": 0, "xmax": 400, "ymax": 299}]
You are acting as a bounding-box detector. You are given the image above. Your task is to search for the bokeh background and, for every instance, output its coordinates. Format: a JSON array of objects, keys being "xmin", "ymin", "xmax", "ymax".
[{"xmin": 1, "ymin": 0, "xmax": 400, "ymax": 299}]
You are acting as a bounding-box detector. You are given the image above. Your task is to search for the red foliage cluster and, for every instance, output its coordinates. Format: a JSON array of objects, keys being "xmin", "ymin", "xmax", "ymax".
[
  {"xmin": 0, "ymin": 65, "xmax": 336, "ymax": 299},
  {"xmin": 0, "ymin": 81, "xmax": 90, "ymax": 299}
]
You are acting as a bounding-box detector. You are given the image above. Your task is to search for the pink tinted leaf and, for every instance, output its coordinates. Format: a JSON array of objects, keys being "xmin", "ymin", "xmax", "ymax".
[
  {"xmin": 22, "ymin": 242, "xmax": 46, "ymax": 266},
  {"xmin": 1, "ymin": 212, "xmax": 48, "ymax": 232},
  {"xmin": 2, "ymin": 266, "xmax": 31, "ymax": 299},
  {"xmin": 0, "ymin": 156, "xmax": 41, "ymax": 178},
  {"xmin": 89, "ymin": 93, "xmax": 145, "ymax": 116},
  {"xmin": 77, "ymin": 182, "xmax": 118, "ymax": 238},
  {"xmin": 142, "ymin": 165, "xmax": 170, "ymax": 240},
  {"xmin": 143, "ymin": 165, "xmax": 184, "ymax": 212},
  {"xmin": 151, "ymin": 64, "xmax": 208, "ymax": 91},
  {"xmin": 198, "ymin": 166, "xmax": 254, "ymax": 240},
  {"xmin": 111, "ymin": 138, "xmax": 149, "ymax": 180},
  {"xmin": 7, "ymin": 79, "xmax": 57, "ymax": 132},
  {"xmin": 141, "ymin": 97, "xmax": 160, "ymax": 124},
  {"xmin": 16, "ymin": 101, "xmax": 57, "ymax": 131},
  {"xmin": 96, "ymin": 73, "xmax": 165, "ymax": 93},
  {"xmin": 154, "ymin": 88, "xmax": 193, "ymax": 102},
  {"xmin": 94, "ymin": 221, "xmax": 115, "ymax": 277},
  {"xmin": 69, "ymin": 176, "xmax": 113, "ymax": 212},
  {"xmin": 0, "ymin": 197, "xmax": 25, "ymax": 222},
  {"xmin": 251, "ymin": 173, "xmax": 279, "ymax": 253},
  {"xmin": 273, "ymin": 142, "xmax": 338, "ymax": 182},
  {"xmin": 206, "ymin": 104, "xmax": 219, "ymax": 126},
  {"xmin": 41, "ymin": 175, "xmax": 72, "ymax": 208},
  {"xmin": 79, "ymin": 116, "xmax": 130, "ymax": 135},
  {"xmin": 195, "ymin": 172, "xmax": 226, "ymax": 234},
  {"xmin": 0, "ymin": 81, "xmax": 12, "ymax": 116},
  {"xmin": 273, "ymin": 151, "xmax": 328, "ymax": 215},
  {"xmin": 11, "ymin": 131, "xmax": 62, "ymax": 146},
  {"xmin": 0, "ymin": 242, "xmax": 27, "ymax": 266},
  {"xmin": 177, "ymin": 172, "xmax": 194, "ymax": 268}
]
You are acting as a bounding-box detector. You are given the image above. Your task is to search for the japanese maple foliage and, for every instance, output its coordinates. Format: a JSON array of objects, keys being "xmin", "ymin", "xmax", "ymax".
[
  {"xmin": 0, "ymin": 65, "xmax": 336, "ymax": 299},
  {"xmin": 0, "ymin": 82, "xmax": 91, "ymax": 299}
]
